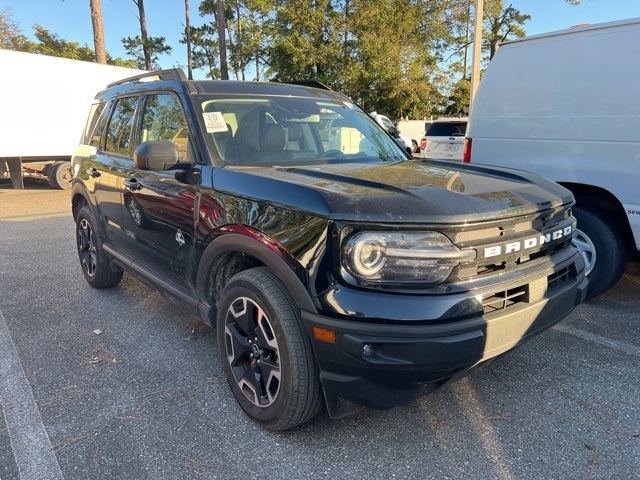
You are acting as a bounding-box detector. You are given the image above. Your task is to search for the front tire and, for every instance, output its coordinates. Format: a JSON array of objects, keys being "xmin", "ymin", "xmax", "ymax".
[
  {"xmin": 572, "ymin": 206, "xmax": 628, "ymax": 300},
  {"xmin": 76, "ymin": 206, "xmax": 123, "ymax": 288},
  {"xmin": 217, "ymin": 267, "xmax": 323, "ymax": 431}
]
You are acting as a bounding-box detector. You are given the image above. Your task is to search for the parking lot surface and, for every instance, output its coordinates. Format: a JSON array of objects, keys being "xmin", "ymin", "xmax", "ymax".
[{"xmin": 1, "ymin": 183, "xmax": 639, "ymax": 479}]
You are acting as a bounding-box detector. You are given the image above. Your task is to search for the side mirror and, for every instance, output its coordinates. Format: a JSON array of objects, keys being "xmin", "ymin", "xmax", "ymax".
[{"xmin": 134, "ymin": 141, "xmax": 180, "ymax": 171}]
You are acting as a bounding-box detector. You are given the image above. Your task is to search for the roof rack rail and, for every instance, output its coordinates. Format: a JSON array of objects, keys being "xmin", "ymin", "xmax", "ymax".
[
  {"xmin": 107, "ymin": 68, "xmax": 188, "ymax": 88},
  {"xmin": 283, "ymin": 80, "xmax": 333, "ymax": 91}
]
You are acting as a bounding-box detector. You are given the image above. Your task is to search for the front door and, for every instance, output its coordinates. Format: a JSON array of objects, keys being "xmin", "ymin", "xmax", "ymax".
[{"xmin": 120, "ymin": 93, "xmax": 200, "ymax": 289}]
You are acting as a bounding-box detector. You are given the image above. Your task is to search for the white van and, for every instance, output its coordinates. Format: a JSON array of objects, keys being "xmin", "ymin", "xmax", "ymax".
[{"xmin": 464, "ymin": 18, "xmax": 640, "ymax": 299}]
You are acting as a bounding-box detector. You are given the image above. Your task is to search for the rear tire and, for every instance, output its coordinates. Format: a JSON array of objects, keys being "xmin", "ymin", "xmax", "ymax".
[
  {"xmin": 217, "ymin": 267, "xmax": 323, "ymax": 431},
  {"xmin": 76, "ymin": 206, "xmax": 123, "ymax": 288},
  {"xmin": 572, "ymin": 206, "xmax": 627, "ymax": 300},
  {"xmin": 48, "ymin": 161, "xmax": 73, "ymax": 190}
]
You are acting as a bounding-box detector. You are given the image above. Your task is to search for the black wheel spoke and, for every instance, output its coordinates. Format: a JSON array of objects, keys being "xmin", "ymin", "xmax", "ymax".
[
  {"xmin": 224, "ymin": 323, "xmax": 252, "ymax": 367},
  {"xmin": 228, "ymin": 298, "xmax": 256, "ymax": 337},
  {"xmin": 79, "ymin": 221, "xmax": 91, "ymax": 251},
  {"xmin": 237, "ymin": 363, "xmax": 265, "ymax": 404},
  {"xmin": 78, "ymin": 219, "xmax": 97, "ymax": 276},
  {"xmin": 258, "ymin": 356, "xmax": 280, "ymax": 403}
]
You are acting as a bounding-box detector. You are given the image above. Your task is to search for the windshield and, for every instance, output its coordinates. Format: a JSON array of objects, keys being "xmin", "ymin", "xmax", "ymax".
[{"xmin": 196, "ymin": 95, "xmax": 407, "ymax": 167}]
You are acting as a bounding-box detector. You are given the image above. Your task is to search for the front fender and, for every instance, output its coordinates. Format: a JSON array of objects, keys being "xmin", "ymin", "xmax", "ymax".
[{"xmin": 196, "ymin": 226, "xmax": 318, "ymax": 314}]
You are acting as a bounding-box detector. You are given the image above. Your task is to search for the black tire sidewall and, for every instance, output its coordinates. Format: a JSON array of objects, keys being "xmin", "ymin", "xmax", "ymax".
[
  {"xmin": 573, "ymin": 206, "xmax": 628, "ymax": 299},
  {"xmin": 76, "ymin": 206, "xmax": 123, "ymax": 289},
  {"xmin": 216, "ymin": 269, "xmax": 320, "ymax": 430}
]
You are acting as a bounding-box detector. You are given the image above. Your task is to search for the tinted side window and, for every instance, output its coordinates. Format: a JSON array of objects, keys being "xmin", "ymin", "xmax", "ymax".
[
  {"xmin": 140, "ymin": 94, "xmax": 190, "ymax": 161},
  {"xmin": 105, "ymin": 97, "xmax": 139, "ymax": 156},
  {"xmin": 427, "ymin": 122, "xmax": 468, "ymax": 137},
  {"xmin": 83, "ymin": 102, "xmax": 106, "ymax": 146}
]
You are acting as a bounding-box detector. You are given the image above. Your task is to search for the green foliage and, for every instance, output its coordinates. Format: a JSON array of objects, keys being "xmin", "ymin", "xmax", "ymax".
[
  {"xmin": 107, "ymin": 55, "xmax": 140, "ymax": 69},
  {"xmin": 3, "ymin": 0, "xmax": 584, "ymax": 118},
  {"xmin": 32, "ymin": 24, "xmax": 96, "ymax": 61},
  {"xmin": 182, "ymin": 24, "xmax": 220, "ymax": 79},
  {"xmin": 0, "ymin": 7, "xmax": 35, "ymax": 51},
  {"xmin": 269, "ymin": 0, "xmax": 343, "ymax": 84},
  {"xmin": 268, "ymin": 0, "xmax": 451, "ymax": 119},
  {"xmin": 198, "ymin": 0, "xmax": 274, "ymax": 80},
  {"xmin": 444, "ymin": 77, "xmax": 470, "ymax": 116},
  {"xmin": 484, "ymin": 0, "xmax": 530, "ymax": 59},
  {"xmin": 1, "ymin": 9, "xmax": 135, "ymax": 67},
  {"xmin": 122, "ymin": 35, "xmax": 172, "ymax": 70}
]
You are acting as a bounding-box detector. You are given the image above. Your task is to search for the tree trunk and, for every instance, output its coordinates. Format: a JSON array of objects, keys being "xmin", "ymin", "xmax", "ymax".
[
  {"xmin": 225, "ymin": 23, "xmax": 240, "ymax": 80},
  {"xmin": 235, "ymin": 0, "xmax": 244, "ymax": 81},
  {"xmin": 134, "ymin": 0, "xmax": 153, "ymax": 70},
  {"xmin": 90, "ymin": 0, "xmax": 107, "ymax": 64},
  {"xmin": 185, "ymin": 0, "xmax": 193, "ymax": 79},
  {"xmin": 216, "ymin": 0, "xmax": 229, "ymax": 80}
]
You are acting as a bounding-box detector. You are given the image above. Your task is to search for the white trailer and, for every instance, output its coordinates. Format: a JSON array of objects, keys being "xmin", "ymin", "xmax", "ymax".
[{"xmin": 0, "ymin": 49, "xmax": 140, "ymax": 189}]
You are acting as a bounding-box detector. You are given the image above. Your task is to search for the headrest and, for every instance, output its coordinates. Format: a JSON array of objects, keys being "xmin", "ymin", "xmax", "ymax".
[{"xmin": 260, "ymin": 124, "xmax": 286, "ymax": 152}]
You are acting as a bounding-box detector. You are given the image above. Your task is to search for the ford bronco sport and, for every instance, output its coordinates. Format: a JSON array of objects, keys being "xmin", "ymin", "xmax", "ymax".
[{"xmin": 71, "ymin": 69, "xmax": 588, "ymax": 431}]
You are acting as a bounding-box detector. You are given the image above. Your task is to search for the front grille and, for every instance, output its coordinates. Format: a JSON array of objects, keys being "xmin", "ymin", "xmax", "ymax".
[
  {"xmin": 547, "ymin": 265, "xmax": 572, "ymax": 289},
  {"xmin": 447, "ymin": 207, "xmax": 574, "ymax": 283},
  {"xmin": 483, "ymin": 286, "xmax": 527, "ymax": 314},
  {"xmin": 481, "ymin": 264, "xmax": 576, "ymax": 315}
]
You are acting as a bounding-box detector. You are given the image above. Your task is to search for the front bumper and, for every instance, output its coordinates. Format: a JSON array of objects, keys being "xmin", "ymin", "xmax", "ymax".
[{"xmin": 302, "ymin": 252, "xmax": 588, "ymax": 418}]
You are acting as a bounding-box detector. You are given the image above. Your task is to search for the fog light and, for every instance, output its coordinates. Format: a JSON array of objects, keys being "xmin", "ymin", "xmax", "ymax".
[{"xmin": 363, "ymin": 344, "xmax": 375, "ymax": 357}]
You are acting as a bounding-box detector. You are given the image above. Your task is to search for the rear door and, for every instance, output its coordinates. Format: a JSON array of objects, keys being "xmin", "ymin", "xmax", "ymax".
[{"xmin": 90, "ymin": 96, "xmax": 140, "ymax": 246}]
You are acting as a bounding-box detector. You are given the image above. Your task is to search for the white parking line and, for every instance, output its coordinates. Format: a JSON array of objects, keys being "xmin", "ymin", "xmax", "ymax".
[
  {"xmin": 0, "ymin": 309, "xmax": 63, "ymax": 480},
  {"xmin": 553, "ymin": 323, "xmax": 640, "ymax": 357}
]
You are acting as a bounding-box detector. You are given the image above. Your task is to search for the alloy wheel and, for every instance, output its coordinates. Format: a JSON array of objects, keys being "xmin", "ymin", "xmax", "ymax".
[
  {"xmin": 78, "ymin": 218, "xmax": 97, "ymax": 277},
  {"xmin": 223, "ymin": 297, "xmax": 281, "ymax": 407}
]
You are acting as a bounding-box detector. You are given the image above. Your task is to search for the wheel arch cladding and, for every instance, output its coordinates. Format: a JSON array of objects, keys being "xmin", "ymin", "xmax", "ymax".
[
  {"xmin": 71, "ymin": 189, "xmax": 89, "ymax": 221},
  {"xmin": 196, "ymin": 230, "xmax": 318, "ymax": 315}
]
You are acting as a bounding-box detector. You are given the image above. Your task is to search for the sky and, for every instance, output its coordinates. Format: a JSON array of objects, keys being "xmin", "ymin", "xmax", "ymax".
[{"xmin": 2, "ymin": 0, "xmax": 640, "ymax": 79}]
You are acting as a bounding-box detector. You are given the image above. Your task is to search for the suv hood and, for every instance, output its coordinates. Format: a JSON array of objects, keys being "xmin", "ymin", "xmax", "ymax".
[{"xmin": 216, "ymin": 160, "xmax": 574, "ymax": 223}]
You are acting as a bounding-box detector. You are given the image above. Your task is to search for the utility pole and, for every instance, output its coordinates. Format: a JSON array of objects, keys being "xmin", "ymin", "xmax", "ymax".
[{"xmin": 469, "ymin": 0, "xmax": 483, "ymax": 109}]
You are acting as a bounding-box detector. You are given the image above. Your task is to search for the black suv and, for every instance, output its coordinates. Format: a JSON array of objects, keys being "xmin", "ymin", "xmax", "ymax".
[{"xmin": 71, "ymin": 69, "xmax": 588, "ymax": 431}]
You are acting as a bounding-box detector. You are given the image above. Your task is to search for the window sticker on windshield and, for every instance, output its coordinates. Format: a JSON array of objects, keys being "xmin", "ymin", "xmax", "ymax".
[{"xmin": 203, "ymin": 112, "xmax": 228, "ymax": 133}]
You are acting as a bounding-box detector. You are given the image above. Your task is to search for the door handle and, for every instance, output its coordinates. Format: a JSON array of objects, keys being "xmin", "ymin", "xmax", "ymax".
[
  {"xmin": 124, "ymin": 178, "xmax": 143, "ymax": 191},
  {"xmin": 86, "ymin": 168, "xmax": 101, "ymax": 178}
]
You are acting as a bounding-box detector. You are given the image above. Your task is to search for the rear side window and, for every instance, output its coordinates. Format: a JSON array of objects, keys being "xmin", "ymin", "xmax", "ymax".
[
  {"xmin": 83, "ymin": 102, "xmax": 106, "ymax": 146},
  {"xmin": 427, "ymin": 122, "xmax": 467, "ymax": 137},
  {"xmin": 105, "ymin": 97, "xmax": 139, "ymax": 156}
]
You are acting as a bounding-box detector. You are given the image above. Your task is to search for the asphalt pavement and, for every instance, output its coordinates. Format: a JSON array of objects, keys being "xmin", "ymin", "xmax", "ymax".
[{"xmin": 1, "ymin": 182, "xmax": 639, "ymax": 480}]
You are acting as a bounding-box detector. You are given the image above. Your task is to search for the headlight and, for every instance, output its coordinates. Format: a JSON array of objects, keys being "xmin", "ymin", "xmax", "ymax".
[{"xmin": 343, "ymin": 231, "xmax": 476, "ymax": 285}]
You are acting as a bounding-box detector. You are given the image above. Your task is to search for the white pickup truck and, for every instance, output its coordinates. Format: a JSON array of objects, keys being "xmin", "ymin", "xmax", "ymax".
[{"xmin": 0, "ymin": 49, "xmax": 139, "ymax": 189}]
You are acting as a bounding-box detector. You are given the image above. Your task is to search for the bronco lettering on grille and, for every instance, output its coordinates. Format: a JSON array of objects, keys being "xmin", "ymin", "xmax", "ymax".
[{"xmin": 484, "ymin": 225, "xmax": 573, "ymax": 259}]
